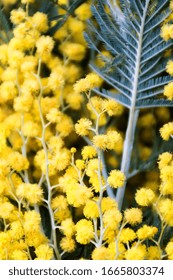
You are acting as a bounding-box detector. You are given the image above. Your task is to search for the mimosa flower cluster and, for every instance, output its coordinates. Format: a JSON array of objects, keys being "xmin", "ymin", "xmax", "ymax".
[{"xmin": 0, "ymin": 0, "xmax": 173, "ymax": 260}]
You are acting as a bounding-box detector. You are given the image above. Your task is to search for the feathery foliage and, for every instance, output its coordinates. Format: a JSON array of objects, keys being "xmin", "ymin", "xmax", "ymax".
[
  {"xmin": 0, "ymin": 7, "xmax": 12, "ymax": 43},
  {"xmin": 85, "ymin": 0, "xmax": 173, "ymax": 210},
  {"xmin": 86, "ymin": 0, "xmax": 173, "ymax": 109}
]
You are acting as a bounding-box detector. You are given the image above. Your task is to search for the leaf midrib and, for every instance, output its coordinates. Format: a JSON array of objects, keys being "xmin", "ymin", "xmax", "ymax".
[{"xmin": 131, "ymin": 0, "xmax": 150, "ymax": 110}]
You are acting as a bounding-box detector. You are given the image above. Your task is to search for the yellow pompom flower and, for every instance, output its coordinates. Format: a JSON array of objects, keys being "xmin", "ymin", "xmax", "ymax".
[
  {"xmin": 16, "ymin": 183, "xmax": 43, "ymax": 205},
  {"xmin": 83, "ymin": 200, "xmax": 99, "ymax": 219},
  {"xmin": 75, "ymin": 159, "xmax": 85, "ymax": 170},
  {"xmin": 81, "ymin": 146, "xmax": 97, "ymax": 160},
  {"xmin": 0, "ymin": 159, "xmax": 10, "ymax": 178},
  {"xmin": 74, "ymin": 73, "xmax": 102, "ymax": 93},
  {"xmin": 166, "ymin": 60, "xmax": 173, "ymax": 75},
  {"xmin": 108, "ymin": 241, "xmax": 126, "ymax": 260},
  {"xmin": 66, "ymin": 184, "xmax": 93, "ymax": 207},
  {"xmin": 147, "ymin": 246, "xmax": 161, "ymax": 260},
  {"xmin": 160, "ymin": 165, "xmax": 173, "ymax": 181},
  {"xmin": 163, "ymin": 82, "xmax": 173, "ymax": 100},
  {"xmin": 103, "ymin": 209, "xmax": 122, "ymax": 230},
  {"xmin": 86, "ymin": 159, "xmax": 102, "ymax": 177},
  {"xmin": 31, "ymin": 12, "xmax": 48, "ymax": 33},
  {"xmin": 46, "ymin": 108, "xmax": 61, "ymax": 123},
  {"xmin": 0, "ymin": 179, "xmax": 9, "ymax": 196},
  {"xmin": 7, "ymin": 151, "xmax": 29, "ymax": 172},
  {"xmin": 22, "ymin": 73, "xmax": 40, "ymax": 91},
  {"xmin": 92, "ymin": 246, "xmax": 110, "ymax": 260},
  {"xmin": 51, "ymin": 195, "xmax": 68, "ymax": 211},
  {"xmin": 21, "ymin": 55, "xmax": 37, "ymax": 75},
  {"xmin": 135, "ymin": 188, "xmax": 156, "ymax": 206},
  {"xmin": 56, "ymin": 114, "xmax": 74, "ymax": 137},
  {"xmin": 10, "ymin": 250, "xmax": 28, "ymax": 260},
  {"xmin": 60, "ymin": 218, "xmax": 76, "ymax": 237},
  {"xmin": 9, "ymin": 221, "xmax": 24, "ymax": 240},
  {"xmin": 0, "ymin": 231, "xmax": 11, "ymax": 250},
  {"xmin": 10, "ymin": 8, "xmax": 26, "ymax": 25},
  {"xmin": 0, "ymin": 44, "xmax": 8, "ymax": 65},
  {"xmin": 1, "ymin": 67, "xmax": 17, "ymax": 82},
  {"xmin": 92, "ymin": 134, "xmax": 108, "ymax": 150},
  {"xmin": 51, "ymin": 148, "xmax": 71, "ymax": 171},
  {"xmin": 75, "ymin": 118, "xmax": 92, "ymax": 136},
  {"xmin": 136, "ymin": 225, "xmax": 158, "ymax": 240},
  {"xmin": 101, "ymin": 197, "xmax": 118, "ymax": 212},
  {"xmin": 68, "ymin": 17, "xmax": 85, "ymax": 34},
  {"xmin": 73, "ymin": 75, "xmax": 90, "ymax": 93},
  {"xmin": 23, "ymin": 210, "xmax": 41, "ymax": 232},
  {"xmin": 119, "ymin": 228, "xmax": 137, "ymax": 243},
  {"xmin": 0, "ymin": 201, "xmax": 15, "ymax": 220},
  {"xmin": 87, "ymin": 96, "xmax": 105, "ymax": 115},
  {"xmin": 54, "ymin": 208, "xmax": 71, "ymax": 224},
  {"xmin": 22, "ymin": 121, "xmax": 41, "ymax": 138},
  {"xmin": 124, "ymin": 208, "xmax": 143, "ymax": 225},
  {"xmin": 158, "ymin": 198, "xmax": 173, "ymax": 226},
  {"xmin": 25, "ymin": 230, "xmax": 48, "ymax": 248},
  {"xmin": 13, "ymin": 22, "xmax": 30, "ymax": 39},
  {"xmin": 70, "ymin": 147, "xmax": 77, "ymax": 154},
  {"xmin": 75, "ymin": 219, "xmax": 94, "ymax": 244},
  {"xmin": 107, "ymin": 170, "xmax": 125, "ymax": 188},
  {"xmin": 75, "ymin": 3, "xmax": 92, "ymax": 21},
  {"xmin": 85, "ymin": 73, "xmax": 103, "ymax": 89},
  {"xmin": 160, "ymin": 122, "xmax": 173, "ymax": 140},
  {"xmin": 160, "ymin": 182, "xmax": 173, "ymax": 195},
  {"xmin": 48, "ymin": 72, "xmax": 64, "ymax": 91},
  {"xmin": 0, "ymin": 81, "xmax": 18, "ymax": 103},
  {"xmin": 48, "ymin": 135, "xmax": 64, "ymax": 150},
  {"xmin": 59, "ymin": 42, "xmax": 86, "ymax": 61},
  {"xmin": 160, "ymin": 24, "xmax": 173, "ymax": 41},
  {"xmin": 89, "ymin": 173, "xmax": 105, "ymax": 193},
  {"xmin": 103, "ymin": 99, "xmax": 124, "ymax": 116},
  {"xmin": 106, "ymin": 130, "xmax": 123, "ymax": 151},
  {"xmin": 158, "ymin": 152, "xmax": 173, "ymax": 169},
  {"xmin": 65, "ymin": 91, "xmax": 83, "ymax": 110},
  {"xmin": 0, "ymin": 126, "xmax": 7, "ymax": 154},
  {"xmin": 8, "ymin": 50, "xmax": 24, "ymax": 68},
  {"xmin": 125, "ymin": 244, "xmax": 146, "ymax": 260},
  {"xmin": 35, "ymin": 244, "xmax": 53, "ymax": 260},
  {"xmin": 103, "ymin": 228, "xmax": 116, "ymax": 243},
  {"xmin": 60, "ymin": 237, "xmax": 76, "ymax": 253},
  {"xmin": 165, "ymin": 242, "xmax": 173, "ymax": 260},
  {"xmin": 14, "ymin": 93, "xmax": 34, "ymax": 112},
  {"xmin": 36, "ymin": 36, "xmax": 54, "ymax": 56}
]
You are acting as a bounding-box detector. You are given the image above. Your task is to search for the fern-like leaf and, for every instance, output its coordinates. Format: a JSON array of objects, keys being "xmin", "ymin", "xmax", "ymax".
[
  {"xmin": 0, "ymin": 8, "xmax": 12, "ymax": 43},
  {"xmin": 86, "ymin": 0, "xmax": 173, "ymax": 108}
]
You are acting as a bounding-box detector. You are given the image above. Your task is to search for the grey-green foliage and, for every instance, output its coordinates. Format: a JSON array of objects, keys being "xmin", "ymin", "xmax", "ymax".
[
  {"xmin": 49, "ymin": 0, "xmax": 86, "ymax": 35},
  {"xmin": 85, "ymin": 0, "xmax": 173, "ymax": 109},
  {"xmin": 85, "ymin": 0, "xmax": 173, "ymax": 210},
  {"xmin": 0, "ymin": 8, "xmax": 12, "ymax": 43}
]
